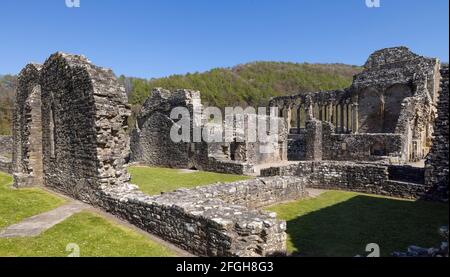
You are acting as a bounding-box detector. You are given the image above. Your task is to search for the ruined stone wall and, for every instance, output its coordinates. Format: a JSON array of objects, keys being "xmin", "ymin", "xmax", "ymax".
[
  {"xmin": 269, "ymin": 47, "xmax": 440, "ymax": 163},
  {"xmin": 287, "ymin": 131, "xmax": 306, "ymax": 161},
  {"xmin": 322, "ymin": 122, "xmax": 404, "ymax": 161},
  {"xmin": 304, "ymin": 120, "xmax": 322, "ymax": 161},
  {"xmin": 0, "ymin": 135, "xmax": 12, "ymax": 156},
  {"xmin": 130, "ymin": 88, "xmax": 199, "ymax": 168},
  {"xmin": 131, "ymin": 89, "xmax": 288, "ymax": 174},
  {"xmin": 12, "ymin": 64, "xmax": 44, "ymax": 187},
  {"xmin": 425, "ymin": 65, "xmax": 449, "ymax": 202},
  {"xmin": 353, "ymin": 47, "xmax": 439, "ymax": 161},
  {"xmin": 0, "ymin": 156, "xmax": 11, "ymax": 173},
  {"xmin": 97, "ymin": 176, "xmax": 307, "ymax": 257},
  {"xmin": 12, "ymin": 53, "xmax": 131, "ymax": 202},
  {"xmin": 261, "ymin": 161, "xmax": 427, "ymax": 199},
  {"xmin": 0, "ymin": 136, "xmax": 12, "ymax": 173}
]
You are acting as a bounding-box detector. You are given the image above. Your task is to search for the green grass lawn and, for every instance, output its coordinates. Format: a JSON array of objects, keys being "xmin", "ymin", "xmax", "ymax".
[
  {"xmin": 266, "ymin": 191, "xmax": 449, "ymax": 257},
  {"xmin": 0, "ymin": 212, "xmax": 177, "ymax": 257},
  {"xmin": 0, "ymin": 172, "xmax": 65, "ymax": 228},
  {"xmin": 128, "ymin": 166, "xmax": 251, "ymax": 195}
]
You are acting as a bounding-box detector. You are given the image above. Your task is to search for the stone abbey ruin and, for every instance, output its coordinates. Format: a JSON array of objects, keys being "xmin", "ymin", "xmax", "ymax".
[{"xmin": 0, "ymin": 47, "xmax": 448, "ymax": 256}]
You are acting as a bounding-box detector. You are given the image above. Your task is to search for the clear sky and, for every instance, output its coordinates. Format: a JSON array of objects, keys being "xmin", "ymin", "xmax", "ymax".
[{"xmin": 0, "ymin": 0, "xmax": 448, "ymax": 78}]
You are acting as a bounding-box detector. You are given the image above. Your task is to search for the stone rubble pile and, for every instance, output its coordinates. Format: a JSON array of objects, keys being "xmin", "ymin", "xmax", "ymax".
[{"xmin": 392, "ymin": 226, "xmax": 449, "ymax": 257}]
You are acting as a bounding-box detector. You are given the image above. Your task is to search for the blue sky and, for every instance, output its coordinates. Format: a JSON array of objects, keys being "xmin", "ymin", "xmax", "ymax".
[{"xmin": 0, "ymin": 0, "xmax": 448, "ymax": 78}]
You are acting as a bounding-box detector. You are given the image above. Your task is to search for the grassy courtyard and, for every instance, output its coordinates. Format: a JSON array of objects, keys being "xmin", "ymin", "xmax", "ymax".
[
  {"xmin": 0, "ymin": 172, "xmax": 65, "ymax": 228},
  {"xmin": 266, "ymin": 191, "xmax": 449, "ymax": 257},
  {"xmin": 0, "ymin": 171, "xmax": 176, "ymax": 257},
  {"xmin": 0, "ymin": 212, "xmax": 176, "ymax": 257},
  {"xmin": 128, "ymin": 166, "xmax": 251, "ymax": 195}
]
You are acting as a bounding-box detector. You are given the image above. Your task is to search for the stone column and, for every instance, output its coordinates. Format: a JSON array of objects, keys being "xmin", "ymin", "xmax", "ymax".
[
  {"xmin": 305, "ymin": 97, "xmax": 314, "ymax": 121},
  {"xmin": 305, "ymin": 119, "xmax": 323, "ymax": 161},
  {"xmin": 328, "ymin": 104, "xmax": 333, "ymax": 123},
  {"xmin": 346, "ymin": 103, "xmax": 351, "ymax": 133},
  {"xmin": 285, "ymin": 107, "xmax": 292, "ymax": 130},
  {"xmin": 319, "ymin": 105, "xmax": 323, "ymax": 121},
  {"xmin": 340, "ymin": 104, "xmax": 345, "ymax": 133},
  {"xmin": 297, "ymin": 106, "xmax": 301, "ymax": 133},
  {"xmin": 352, "ymin": 103, "xmax": 359, "ymax": 134}
]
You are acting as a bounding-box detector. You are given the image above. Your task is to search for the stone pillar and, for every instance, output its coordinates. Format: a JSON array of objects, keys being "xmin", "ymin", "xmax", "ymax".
[
  {"xmin": 305, "ymin": 119, "xmax": 323, "ymax": 161},
  {"xmin": 346, "ymin": 104, "xmax": 351, "ymax": 133},
  {"xmin": 340, "ymin": 104, "xmax": 345, "ymax": 133},
  {"xmin": 328, "ymin": 104, "xmax": 333, "ymax": 123},
  {"xmin": 285, "ymin": 107, "xmax": 292, "ymax": 130},
  {"xmin": 297, "ymin": 106, "xmax": 301, "ymax": 133},
  {"xmin": 318, "ymin": 105, "xmax": 323, "ymax": 121},
  {"xmin": 305, "ymin": 98, "xmax": 314, "ymax": 121},
  {"xmin": 352, "ymin": 103, "xmax": 359, "ymax": 134}
]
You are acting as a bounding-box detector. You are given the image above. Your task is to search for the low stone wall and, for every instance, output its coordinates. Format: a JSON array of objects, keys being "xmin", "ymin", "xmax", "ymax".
[
  {"xmin": 323, "ymin": 132, "xmax": 404, "ymax": 161},
  {"xmin": 0, "ymin": 156, "xmax": 12, "ymax": 173},
  {"xmin": 203, "ymin": 157, "xmax": 254, "ymax": 175},
  {"xmin": 96, "ymin": 176, "xmax": 308, "ymax": 257},
  {"xmin": 261, "ymin": 161, "xmax": 427, "ymax": 199},
  {"xmin": 0, "ymin": 135, "xmax": 11, "ymax": 172},
  {"xmin": 0, "ymin": 135, "xmax": 12, "ymax": 157}
]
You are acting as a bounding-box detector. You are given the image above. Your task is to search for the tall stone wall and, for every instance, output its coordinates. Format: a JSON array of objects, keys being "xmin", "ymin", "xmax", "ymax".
[
  {"xmin": 13, "ymin": 53, "xmax": 131, "ymax": 203},
  {"xmin": 425, "ymin": 65, "xmax": 449, "ymax": 202},
  {"xmin": 12, "ymin": 64, "xmax": 44, "ymax": 187}
]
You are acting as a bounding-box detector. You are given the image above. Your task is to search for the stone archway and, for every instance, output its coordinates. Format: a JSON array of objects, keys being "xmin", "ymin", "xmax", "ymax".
[{"xmin": 12, "ymin": 64, "xmax": 44, "ymax": 187}]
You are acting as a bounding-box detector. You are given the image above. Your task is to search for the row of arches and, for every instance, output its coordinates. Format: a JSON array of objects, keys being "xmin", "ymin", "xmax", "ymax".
[{"xmin": 278, "ymin": 101, "xmax": 358, "ymax": 134}]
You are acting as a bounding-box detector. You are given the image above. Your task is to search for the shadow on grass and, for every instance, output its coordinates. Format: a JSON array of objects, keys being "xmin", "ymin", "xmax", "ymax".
[{"xmin": 286, "ymin": 195, "xmax": 449, "ymax": 257}]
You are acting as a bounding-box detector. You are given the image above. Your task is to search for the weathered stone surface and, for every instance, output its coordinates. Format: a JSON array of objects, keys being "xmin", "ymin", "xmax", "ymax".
[
  {"xmin": 261, "ymin": 161, "xmax": 427, "ymax": 199},
  {"xmin": 97, "ymin": 176, "xmax": 307, "ymax": 257},
  {"xmin": 131, "ymin": 88, "xmax": 288, "ymax": 175},
  {"xmin": 0, "ymin": 135, "xmax": 12, "ymax": 173},
  {"xmin": 0, "ymin": 135, "xmax": 12, "ymax": 156},
  {"xmin": 12, "ymin": 53, "xmax": 131, "ymax": 201},
  {"xmin": 130, "ymin": 88, "xmax": 199, "ymax": 168},
  {"xmin": 269, "ymin": 47, "xmax": 441, "ymax": 164},
  {"xmin": 425, "ymin": 65, "xmax": 449, "ymax": 202}
]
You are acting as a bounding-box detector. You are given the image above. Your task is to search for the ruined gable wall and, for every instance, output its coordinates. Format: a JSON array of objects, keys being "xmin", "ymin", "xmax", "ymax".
[
  {"xmin": 39, "ymin": 53, "xmax": 130, "ymax": 203},
  {"xmin": 353, "ymin": 47, "xmax": 439, "ymax": 162},
  {"xmin": 12, "ymin": 64, "xmax": 43, "ymax": 186}
]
